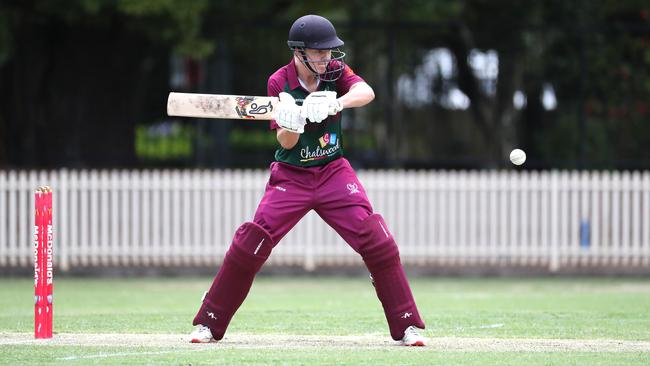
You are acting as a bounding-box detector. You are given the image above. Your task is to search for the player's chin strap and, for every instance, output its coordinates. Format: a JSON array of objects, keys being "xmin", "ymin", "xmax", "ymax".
[
  {"xmin": 289, "ymin": 43, "xmax": 344, "ymax": 81},
  {"xmin": 295, "ymin": 48, "xmax": 322, "ymax": 79}
]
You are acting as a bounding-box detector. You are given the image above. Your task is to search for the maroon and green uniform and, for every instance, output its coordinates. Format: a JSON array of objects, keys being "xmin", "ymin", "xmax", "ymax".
[
  {"xmin": 193, "ymin": 59, "xmax": 425, "ymax": 342},
  {"xmin": 267, "ymin": 58, "xmax": 362, "ymax": 167}
]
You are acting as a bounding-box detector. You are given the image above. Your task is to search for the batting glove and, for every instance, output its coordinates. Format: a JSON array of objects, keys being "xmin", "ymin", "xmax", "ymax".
[
  {"xmin": 301, "ymin": 91, "xmax": 341, "ymax": 123},
  {"xmin": 273, "ymin": 92, "xmax": 306, "ymax": 134}
]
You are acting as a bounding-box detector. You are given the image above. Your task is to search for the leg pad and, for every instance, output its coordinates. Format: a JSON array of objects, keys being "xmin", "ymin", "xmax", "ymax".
[
  {"xmin": 192, "ymin": 222, "xmax": 273, "ymax": 340},
  {"xmin": 358, "ymin": 214, "xmax": 425, "ymax": 340}
]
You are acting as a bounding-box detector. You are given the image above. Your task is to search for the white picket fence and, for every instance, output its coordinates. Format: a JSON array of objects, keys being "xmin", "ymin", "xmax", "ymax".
[{"xmin": 1, "ymin": 169, "xmax": 649, "ymax": 272}]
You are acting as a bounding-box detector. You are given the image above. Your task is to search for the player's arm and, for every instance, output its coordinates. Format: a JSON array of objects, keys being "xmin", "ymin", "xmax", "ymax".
[
  {"xmin": 337, "ymin": 81, "xmax": 375, "ymax": 110},
  {"xmin": 268, "ymin": 77, "xmax": 305, "ymax": 149},
  {"xmin": 302, "ymin": 81, "xmax": 375, "ymax": 123},
  {"xmin": 276, "ymin": 128, "xmax": 300, "ymax": 149},
  {"xmin": 272, "ymin": 92, "xmax": 305, "ymax": 149},
  {"xmin": 302, "ymin": 66, "xmax": 375, "ymax": 123}
]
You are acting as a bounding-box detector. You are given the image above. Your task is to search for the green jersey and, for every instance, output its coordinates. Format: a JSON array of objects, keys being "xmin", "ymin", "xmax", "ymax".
[{"xmin": 267, "ymin": 59, "xmax": 364, "ymax": 167}]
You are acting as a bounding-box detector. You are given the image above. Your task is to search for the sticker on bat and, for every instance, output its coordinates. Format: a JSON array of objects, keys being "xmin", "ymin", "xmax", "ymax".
[
  {"xmin": 235, "ymin": 97, "xmax": 255, "ymax": 119},
  {"xmin": 249, "ymin": 101, "xmax": 273, "ymax": 115},
  {"xmin": 235, "ymin": 97, "xmax": 273, "ymax": 119}
]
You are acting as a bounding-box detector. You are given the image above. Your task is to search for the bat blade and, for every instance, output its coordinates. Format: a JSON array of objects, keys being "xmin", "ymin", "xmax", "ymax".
[{"xmin": 167, "ymin": 92, "xmax": 278, "ymax": 120}]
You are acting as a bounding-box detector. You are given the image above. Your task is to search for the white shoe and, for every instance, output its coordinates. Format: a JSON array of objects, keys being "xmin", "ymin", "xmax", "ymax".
[
  {"xmin": 189, "ymin": 324, "xmax": 217, "ymax": 343},
  {"xmin": 402, "ymin": 325, "xmax": 426, "ymax": 346}
]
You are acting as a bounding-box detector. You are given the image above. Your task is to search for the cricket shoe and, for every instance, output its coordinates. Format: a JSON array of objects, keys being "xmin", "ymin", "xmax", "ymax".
[
  {"xmin": 189, "ymin": 324, "xmax": 217, "ymax": 343},
  {"xmin": 402, "ymin": 325, "xmax": 426, "ymax": 346}
]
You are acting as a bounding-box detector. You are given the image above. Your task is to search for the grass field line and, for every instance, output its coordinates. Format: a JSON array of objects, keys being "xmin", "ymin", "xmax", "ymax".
[
  {"xmin": 2, "ymin": 332, "xmax": 649, "ymax": 352},
  {"xmin": 56, "ymin": 348, "xmax": 213, "ymax": 361}
]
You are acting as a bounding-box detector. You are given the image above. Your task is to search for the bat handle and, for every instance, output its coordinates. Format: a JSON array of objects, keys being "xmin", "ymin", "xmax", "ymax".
[{"xmin": 328, "ymin": 100, "xmax": 343, "ymax": 115}]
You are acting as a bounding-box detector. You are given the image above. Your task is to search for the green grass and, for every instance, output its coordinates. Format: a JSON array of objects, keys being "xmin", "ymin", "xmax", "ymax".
[
  {"xmin": 1, "ymin": 277, "xmax": 649, "ymax": 365},
  {"xmin": 3, "ymin": 347, "xmax": 650, "ymax": 366}
]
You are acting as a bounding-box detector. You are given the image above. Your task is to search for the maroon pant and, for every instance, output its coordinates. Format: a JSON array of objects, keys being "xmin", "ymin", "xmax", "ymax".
[
  {"xmin": 254, "ymin": 158, "xmax": 373, "ymax": 247},
  {"xmin": 194, "ymin": 158, "xmax": 425, "ymax": 340}
]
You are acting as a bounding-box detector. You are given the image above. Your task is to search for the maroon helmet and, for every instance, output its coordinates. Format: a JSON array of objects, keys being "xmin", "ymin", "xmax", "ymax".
[{"xmin": 287, "ymin": 15, "xmax": 346, "ymax": 82}]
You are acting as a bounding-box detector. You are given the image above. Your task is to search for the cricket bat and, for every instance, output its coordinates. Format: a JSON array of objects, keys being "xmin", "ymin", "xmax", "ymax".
[{"xmin": 167, "ymin": 92, "xmax": 278, "ymax": 120}]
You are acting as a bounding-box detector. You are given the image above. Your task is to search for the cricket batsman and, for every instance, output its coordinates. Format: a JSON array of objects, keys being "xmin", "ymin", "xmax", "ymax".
[{"xmin": 190, "ymin": 14, "xmax": 426, "ymax": 346}]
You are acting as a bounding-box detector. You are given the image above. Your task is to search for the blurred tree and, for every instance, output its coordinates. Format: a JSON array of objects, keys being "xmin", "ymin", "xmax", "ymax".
[
  {"xmin": 0, "ymin": 0, "xmax": 211, "ymax": 167},
  {"xmin": 360, "ymin": 0, "xmax": 650, "ymax": 168},
  {"xmin": 525, "ymin": 0, "xmax": 650, "ymax": 168},
  {"xmin": 0, "ymin": 0, "xmax": 648, "ymax": 169}
]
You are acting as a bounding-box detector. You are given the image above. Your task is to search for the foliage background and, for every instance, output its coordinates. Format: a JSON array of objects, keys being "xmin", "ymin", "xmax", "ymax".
[{"xmin": 0, "ymin": 0, "xmax": 648, "ymax": 169}]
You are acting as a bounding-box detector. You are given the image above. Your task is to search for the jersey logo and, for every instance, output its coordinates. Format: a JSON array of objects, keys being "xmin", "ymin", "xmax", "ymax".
[
  {"xmin": 347, "ymin": 183, "xmax": 360, "ymax": 195},
  {"xmin": 299, "ymin": 133, "xmax": 341, "ymax": 163},
  {"xmin": 319, "ymin": 133, "xmax": 337, "ymax": 148}
]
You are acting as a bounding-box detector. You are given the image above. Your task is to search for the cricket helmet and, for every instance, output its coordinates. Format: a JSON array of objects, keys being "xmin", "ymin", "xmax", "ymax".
[{"xmin": 287, "ymin": 15, "xmax": 346, "ymax": 81}]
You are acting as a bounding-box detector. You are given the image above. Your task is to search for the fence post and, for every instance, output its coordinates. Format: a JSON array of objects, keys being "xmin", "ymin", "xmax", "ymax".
[{"xmin": 549, "ymin": 171, "xmax": 560, "ymax": 272}]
